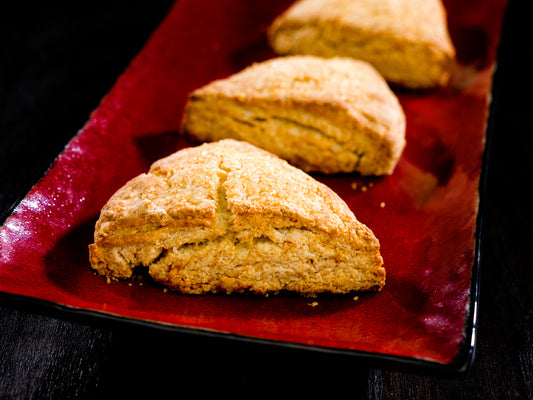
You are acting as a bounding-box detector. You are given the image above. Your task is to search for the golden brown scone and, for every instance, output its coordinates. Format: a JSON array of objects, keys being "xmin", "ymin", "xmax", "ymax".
[
  {"xmin": 268, "ymin": 0, "xmax": 455, "ymax": 89},
  {"xmin": 89, "ymin": 140, "xmax": 385, "ymax": 295},
  {"xmin": 181, "ymin": 56, "xmax": 405, "ymax": 176}
]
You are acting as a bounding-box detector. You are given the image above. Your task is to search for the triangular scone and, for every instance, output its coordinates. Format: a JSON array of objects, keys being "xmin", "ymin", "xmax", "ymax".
[
  {"xmin": 181, "ymin": 56, "xmax": 405, "ymax": 176},
  {"xmin": 268, "ymin": 0, "xmax": 455, "ymax": 89},
  {"xmin": 89, "ymin": 140, "xmax": 385, "ymax": 295}
]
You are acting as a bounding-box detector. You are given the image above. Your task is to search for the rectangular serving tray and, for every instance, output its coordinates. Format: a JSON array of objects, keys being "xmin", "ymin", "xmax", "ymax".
[{"xmin": 0, "ymin": 0, "xmax": 507, "ymax": 374}]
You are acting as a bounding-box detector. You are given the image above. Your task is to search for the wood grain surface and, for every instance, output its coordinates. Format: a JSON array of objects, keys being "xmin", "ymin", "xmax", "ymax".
[{"xmin": 1, "ymin": 1, "xmax": 531, "ymax": 398}]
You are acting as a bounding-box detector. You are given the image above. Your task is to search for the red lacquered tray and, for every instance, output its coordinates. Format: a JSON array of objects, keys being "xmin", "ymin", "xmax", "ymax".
[{"xmin": 0, "ymin": 0, "xmax": 507, "ymax": 373}]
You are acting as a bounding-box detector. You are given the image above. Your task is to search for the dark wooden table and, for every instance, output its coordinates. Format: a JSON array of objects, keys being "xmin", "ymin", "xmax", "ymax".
[{"xmin": 1, "ymin": 1, "xmax": 531, "ymax": 398}]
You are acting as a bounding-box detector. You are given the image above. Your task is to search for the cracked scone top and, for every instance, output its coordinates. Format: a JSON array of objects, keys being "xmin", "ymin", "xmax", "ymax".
[
  {"xmin": 181, "ymin": 55, "xmax": 405, "ymax": 176},
  {"xmin": 89, "ymin": 140, "xmax": 385, "ymax": 295},
  {"xmin": 268, "ymin": 0, "xmax": 455, "ymax": 89}
]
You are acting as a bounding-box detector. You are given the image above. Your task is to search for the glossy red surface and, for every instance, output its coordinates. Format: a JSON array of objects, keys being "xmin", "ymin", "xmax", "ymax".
[{"xmin": 0, "ymin": 0, "xmax": 507, "ymax": 366}]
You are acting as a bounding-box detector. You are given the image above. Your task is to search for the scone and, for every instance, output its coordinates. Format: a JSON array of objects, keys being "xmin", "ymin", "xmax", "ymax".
[
  {"xmin": 181, "ymin": 56, "xmax": 405, "ymax": 176},
  {"xmin": 268, "ymin": 0, "xmax": 455, "ymax": 89},
  {"xmin": 89, "ymin": 139, "xmax": 385, "ymax": 295}
]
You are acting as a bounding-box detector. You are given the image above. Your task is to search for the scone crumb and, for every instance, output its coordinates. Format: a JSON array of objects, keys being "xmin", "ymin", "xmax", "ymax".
[
  {"xmin": 351, "ymin": 182, "xmax": 358, "ymax": 190},
  {"xmin": 353, "ymin": 296, "xmax": 359, "ymax": 301},
  {"xmin": 106, "ymin": 276, "xmax": 111, "ymax": 284},
  {"xmin": 361, "ymin": 186, "xmax": 368, "ymax": 192},
  {"xmin": 308, "ymin": 301, "xmax": 319, "ymax": 307},
  {"xmin": 380, "ymin": 202, "xmax": 386, "ymax": 208}
]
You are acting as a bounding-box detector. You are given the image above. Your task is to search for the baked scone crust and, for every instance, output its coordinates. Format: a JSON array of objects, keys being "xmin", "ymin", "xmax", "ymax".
[
  {"xmin": 181, "ymin": 55, "xmax": 405, "ymax": 176},
  {"xmin": 268, "ymin": 0, "xmax": 455, "ymax": 89},
  {"xmin": 89, "ymin": 140, "xmax": 385, "ymax": 295}
]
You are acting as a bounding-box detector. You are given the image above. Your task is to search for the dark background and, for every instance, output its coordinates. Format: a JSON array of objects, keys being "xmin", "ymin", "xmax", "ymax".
[{"xmin": 0, "ymin": 1, "xmax": 531, "ymax": 398}]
